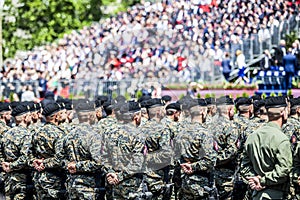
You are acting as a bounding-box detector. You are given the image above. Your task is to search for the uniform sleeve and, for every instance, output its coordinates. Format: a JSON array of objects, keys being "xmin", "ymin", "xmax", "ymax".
[
  {"xmin": 240, "ymin": 146, "xmax": 256, "ymax": 180},
  {"xmin": 145, "ymin": 128, "xmax": 173, "ymax": 170},
  {"xmin": 191, "ymin": 134, "xmax": 217, "ymax": 172},
  {"xmin": 215, "ymin": 126, "xmax": 239, "ymax": 166},
  {"xmin": 260, "ymin": 140, "xmax": 292, "ymax": 186},
  {"xmin": 292, "ymin": 142, "xmax": 300, "ymax": 185},
  {"xmin": 43, "ymin": 133, "xmax": 65, "ymax": 168},
  {"xmin": 119, "ymin": 136, "xmax": 145, "ymax": 181},
  {"xmin": 10, "ymin": 132, "xmax": 32, "ymax": 171}
]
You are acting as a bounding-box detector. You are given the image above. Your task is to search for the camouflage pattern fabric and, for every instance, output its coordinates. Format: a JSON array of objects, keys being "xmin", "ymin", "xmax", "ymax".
[
  {"xmin": 209, "ymin": 115, "xmax": 239, "ymax": 199},
  {"xmin": 2, "ymin": 125, "xmax": 32, "ymax": 200},
  {"xmin": 103, "ymin": 123, "xmax": 144, "ymax": 200},
  {"xmin": 140, "ymin": 119, "xmax": 173, "ymax": 200},
  {"xmin": 60, "ymin": 123, "xmax": 104, "ymax": 200},
  {"xmin": 29, "ymin": 122, "xmax": 66, "ymax": 199},
  {"xmin": 174, "ymin": 122, "xmax": 216, "ymax": 200}
]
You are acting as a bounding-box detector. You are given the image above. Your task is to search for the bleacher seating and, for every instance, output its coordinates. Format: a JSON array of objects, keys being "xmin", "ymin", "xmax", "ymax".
[{"xmin": 255, "ymin": 67, "xmax": 287, "ymax": 96}]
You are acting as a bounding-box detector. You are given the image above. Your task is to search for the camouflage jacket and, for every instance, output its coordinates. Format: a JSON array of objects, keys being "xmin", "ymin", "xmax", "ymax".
[
  {"xmin": 2, "ymin": 125, "xmax": 32, "ymax": 171},
  {"xmin": 103, "ymin": 122, "xmax": 144, "ymax": 182},
  {"xmin": 209, "ymin": 115, "xmax": 239, "ymax": 169},
  {"xmin": 282, "ymin": 116, "xmax": 300, "ymax": 144},
  {"xmin": 28, "ymin": 122, "xmax": 66, "ymax": 169},
  {"xmin": 0, "ymin": 120, "xmax": 10, "ymax": 163}
]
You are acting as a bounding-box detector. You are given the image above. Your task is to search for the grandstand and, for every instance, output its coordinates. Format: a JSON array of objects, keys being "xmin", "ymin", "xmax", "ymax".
[{"xmin": 0, "ymin": 0, "xmax": 300, "ymax": 100}]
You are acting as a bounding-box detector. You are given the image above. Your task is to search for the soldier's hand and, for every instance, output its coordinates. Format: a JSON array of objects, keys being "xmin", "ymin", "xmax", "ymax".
[
  {"xmin": 180, "ymin": 163, "xmax": 193, "ymax": 174},
  {"xmin": 247, "ymin": 176, "xmax": 265, "ymax": 191},
  {"xmin": 297, "ymin": 176, "xmax": 300, "ymax": 186},
  {"xmin": 2, "ymin": 162, "xmax": 11, "ymax": 173},
  {"xmin": 67, "ymin": 162, "xmax": 76, "ymax": 174},
  {"xmin": 33, "ymin": 159, "xmax": 45, "ymax": 172},
  {"xmin": 106, "ymin": 173, "xmax": 119, "ymax": 185}
]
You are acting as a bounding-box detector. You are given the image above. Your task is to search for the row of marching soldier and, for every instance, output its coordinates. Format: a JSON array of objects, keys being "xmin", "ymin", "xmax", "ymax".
[{"xmin": 0, "ymin": 93, "xmax": 299, "ymax": 200}]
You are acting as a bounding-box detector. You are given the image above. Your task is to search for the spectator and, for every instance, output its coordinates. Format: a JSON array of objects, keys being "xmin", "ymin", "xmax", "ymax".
[
  {"xmin": 21, "ymin": 85, "xmax": 36, "ymax": 102},
  {"xmin": 236, "ymin": 50, "xmax": 249, "ymax": 83},
  {"xmin": 260, "ymin": 50, "xmax": 273, "ymax": 71},
  {"xmin": 283, "ymin": 48, "xmax": 297, "ymax": 89},
  {"xmin": 221, "ymin": 52, "xmax": 232, "ymax": 81}
]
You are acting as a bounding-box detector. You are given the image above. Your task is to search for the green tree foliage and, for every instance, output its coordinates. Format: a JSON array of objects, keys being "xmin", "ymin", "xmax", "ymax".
[{"xmin": 2, "ymin": 0, "xmax": 102, "ymax": 59}]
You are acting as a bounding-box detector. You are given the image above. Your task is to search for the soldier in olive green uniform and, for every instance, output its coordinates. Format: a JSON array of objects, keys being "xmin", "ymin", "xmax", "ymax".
[
  {"xmin": 1, "ymin": 104, "xmax": 32, "ymax": 200},
  {"xmin": 241, "ymin": 96, "xmax": 292, "ymax": 200}
]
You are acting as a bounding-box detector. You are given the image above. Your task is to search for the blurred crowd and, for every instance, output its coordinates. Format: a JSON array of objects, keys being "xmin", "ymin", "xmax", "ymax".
[{"xmin": 0, "ymin": 0, "xmax": 300, "ymax": 99}]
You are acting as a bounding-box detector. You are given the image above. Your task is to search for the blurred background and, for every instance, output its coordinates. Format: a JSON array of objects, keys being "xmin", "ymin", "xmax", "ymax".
[{"xmin": 0, "ymin": 0, "xmax": 300, "ymax": 101}]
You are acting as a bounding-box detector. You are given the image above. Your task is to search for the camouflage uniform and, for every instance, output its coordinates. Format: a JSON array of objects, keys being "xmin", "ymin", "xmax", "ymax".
[
  {"xmin": 29, "ymin": 122, "xmax": 66, "ymax": 199},
  {"xmin": 282, "ymin": 116, "xmax": 300, "ymax": 148},
  {"xmin": 103, "ymin": 123, "xmax": 144, "ymax": 200},
  {"xmin": 59, "ymin": 121, "xmax": 75, "ymax": 135},
  {"xmin": 140, "ymin": 119, "xmax": 173, "ymax": 200},
  {"xmin": 60, "ymin": 123, "xmax": 104, "ymax": 200},
  {"xmin": 209, "ymin": 115, "xmax": 239, "ymax": 199},
  {"xmin": 0, "ymin": 120, "xmax": 10, "ymax": 193},
  {"xmin": 2, "ymin": 125, "xmax": 32, "ymax": 200},
  {"xmin": 174, "ymin": 122, "xmax": 217, "ymax": 200}
]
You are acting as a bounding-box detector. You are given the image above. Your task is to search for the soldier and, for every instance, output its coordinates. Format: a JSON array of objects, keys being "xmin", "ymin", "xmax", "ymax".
[
  {"xmin": 162, "ymin": 95, "xmax": 172, "ymax": 106},
  {"xmin": 174, "ymin": 98, "xmax": 217, "ymax": 200},
  {"xmin": 241, "ymin": 96, "xmax": 292, "ymax": 200},
  {"xmin": 282, "ymin": 97, "xmax": 300, "ymax": 148},
  {"xmin": 1, "ymin": 104, "xmax": 32, "ymax": 200},
  {"xmin": 27, "ymin": 102, "xmax": 43, "ymax": 134},
  {"xmin": 29, "ymin": 103, "xmax": 67, "ymax": 199},
  {"xmin": 209, "ymin": 96, "xmax": 239, "ymax": 199},
  {"xmin": 0, "ymin": 103, "xmax": 12, "ymax": 195},
  {"xmin": 205, "ymin": 97, "xmax": 217, "ymax": 124},
  {"xmin": 62, "ymin": 101, "xmax": 105, "ymax": 200},
  {"xmin": 139, "ymin": 98, "xmax": 173, "ymax": 200},
  {"xmin": 250, "ymin": 99, "xmax": 268, "ymax": 124},
  {"xmin": 58, "ymin": 99, "xmax": 75, "ymax": 134},
  {"xmin": 103, "ymin": 101, "xmax": 145, "ymax": 200}
]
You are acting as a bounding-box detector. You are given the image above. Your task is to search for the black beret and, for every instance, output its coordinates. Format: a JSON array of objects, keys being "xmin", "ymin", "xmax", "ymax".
[
  {"xmin": 162, "ymin": 95, "xmax": 172, "ymax": 103},
  {"xmin": 0, "ymin": 102, "xmax": 11, "ymax": 113},
  {"xmin": 120, "ymin": 102, "xmax": 141, "ymax": 113},
  {"xmin": 216, "ymin": 96, "xmax": 234, "ymax": 106},
  {"xmin": 265, "ymin": 96, "xmax": 287, "ymax": 109},
  {"xmin": 12, "ymin": 104, "xmax": 31, "ymax": 117},
  {"xmin": 44, "ymin": 91, "xmax": 55, "ymax": 100},
  {"xmin": 75, "ymin": 102, "xmax": 95, "ymax": 112},
  {"xmin": 10, "ymin": 101, "xmax": 19, "ymax": 109},
  {"xmin": 205, "ymin": 97, "xmax": 216, "ymax": 105},
  {"xmin": 177, "ymin": 95, "xmax": 193, "ymax": 110},
  {"xmin": 115, "ymin": 95, "xmax": 126, "ymax": 104},
  {"xmin": 42, "ymin": 103, "xmax": 61, "ymax": 117},
  {"xmin": 96, "ymin": 95, "xmax": 109, "ymax": 104},
  {"xmin": 103, "ymin": 101, "xmax": 113, "ymax": 113},
  {"xmin": 235, "ymin": 97, "xmax": 253, "ymax": 108},
  {"xmin": 290, "ymin": 97, "xmax": 300, "ymax": 108},
  {"xmin": 56, "ymin": 96, "xmax": 65, "ymax": 103},
  {"xmin": 166, "ymin": 102, "xmax": 182, "ymax": 111},
  {"xmin": 143, "ymin": 98, "xmax": 164, "ymax": 109},
  {"xmin": 251, "ymin": 95, "xmax": 261, "ymax": 101},
  {"xmin": 95, "ymin": 100, "xmax": 102, "ymax": 108},
  {"xmin": 27, "ymin": 101, "xmax": 36, "ymax": 112},
  {"xmin": 137, "ymin": 95, "xmax": 152, "ymax": 103},
  {"xmin": 253, "ymin": 99, "xmax": 266, "ymax": 113},
  {"xmin": 189, "ymin": 99, "xmax": 207, "ymax": 108}
]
